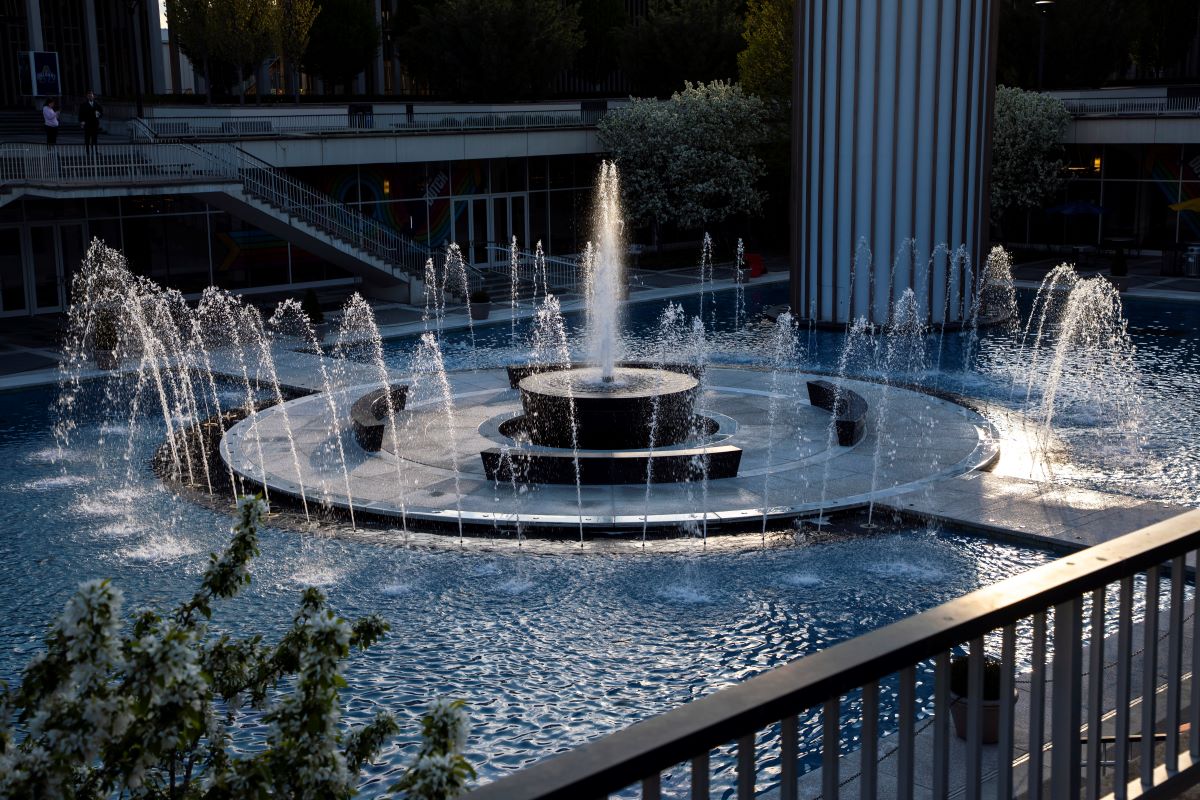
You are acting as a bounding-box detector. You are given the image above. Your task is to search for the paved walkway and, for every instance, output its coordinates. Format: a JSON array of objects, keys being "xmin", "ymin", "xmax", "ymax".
[{"xmin": 1012, "ymin": 254, "xmax": 1200, "ymax": 303}]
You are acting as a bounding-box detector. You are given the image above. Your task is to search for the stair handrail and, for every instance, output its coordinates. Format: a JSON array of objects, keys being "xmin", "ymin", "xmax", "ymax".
[
  {"xmin": 186, "ymin": 141, "xmax": 431, "ymax": 279},
  {"xmin": 483, "ymin": 243, "xmax": 580, "ymax": 293}
]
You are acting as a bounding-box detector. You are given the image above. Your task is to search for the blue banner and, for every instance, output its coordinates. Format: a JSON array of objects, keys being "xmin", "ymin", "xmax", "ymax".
[
  {"xmin": 32, "ymin": 52, "xmax": 60, "ymax": 96},
  {"xmin": 18, "ymin": 52, "xmax": 60, "ymax": 96}
]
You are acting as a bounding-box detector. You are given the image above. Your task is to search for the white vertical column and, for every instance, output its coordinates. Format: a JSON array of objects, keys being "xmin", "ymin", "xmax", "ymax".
[
  {"xmin": 24, "ymin": 0, "xmax": 43, "ymax": 51},
  {"xmin": 792, "ymin": 0, "xmax": 999, "ymax": 324},
  {"xmin": 145, "ymin": 0, "xmax": 167, "ymax": 93},
  {"xmin": 83, "ymin": 0, "xmax": 102, "ymax": 92},
  {"xmin": 373, "ymin": 0, "xmax": 385, "ymax": 93}
]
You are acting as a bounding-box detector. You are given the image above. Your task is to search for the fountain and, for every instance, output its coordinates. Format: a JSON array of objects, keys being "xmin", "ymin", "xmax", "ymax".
[
  {"xmin": 211, "ymin": 166, "xmax": 1009, "ymax": 536},
  {"xmin": 56, "ymin": 164, "xmax": 1031, "ymax": 539}
]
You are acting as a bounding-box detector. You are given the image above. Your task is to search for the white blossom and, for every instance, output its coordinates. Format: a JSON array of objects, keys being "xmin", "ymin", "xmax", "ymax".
[{"xmin": 990, "ymin": 85, "xmax": 1071, "ymax": 222}]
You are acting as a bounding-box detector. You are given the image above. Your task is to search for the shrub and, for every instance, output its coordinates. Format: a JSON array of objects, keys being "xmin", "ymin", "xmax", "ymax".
[
  {"xmin": 469, "ymin": 288, "xmax": 491, "ymax": 304},
  {"xmin": 0, "ymin": 496, "xmax": 473, "ymax": 798},
  {"xmin": 948, "ymin": 653, "xmax": 1003, "ymax": 701}
]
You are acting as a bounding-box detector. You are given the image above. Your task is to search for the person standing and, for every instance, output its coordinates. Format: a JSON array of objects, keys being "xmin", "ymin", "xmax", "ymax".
[
  {"xmin": 78, "ymin": 91, "xmax": 103, "ymax": 150},
  {"xmin": 42, "ymin": 98, "xmax": 59, "ymax": 145}
]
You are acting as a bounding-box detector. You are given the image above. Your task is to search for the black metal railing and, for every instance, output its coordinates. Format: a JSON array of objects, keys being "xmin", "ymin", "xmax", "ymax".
[{"xmin": 465, "ymin": 509, "xmax": 1200, "ymax": 799}]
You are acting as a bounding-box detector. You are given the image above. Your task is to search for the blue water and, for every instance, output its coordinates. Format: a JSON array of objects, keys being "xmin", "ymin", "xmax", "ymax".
[
  {"xmin": 1, "ymin": 281, "xmax": 1196, "ymax": 794},
  {"xmin": 397, "ymin": 284, "xmax": 1200, "ymax": 507}
]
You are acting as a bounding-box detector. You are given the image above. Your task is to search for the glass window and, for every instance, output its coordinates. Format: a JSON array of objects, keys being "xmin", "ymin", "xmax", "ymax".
[
  {"xmin": 59, "ymin": 224, "xmax": 86, "ymax": 298},
  {"xmin": 425, "ymin": 195, "xmax": 454, "ymax": 249},
  {"xmin": 0, "ymin": 229, "xmax": 26, "ymax": 312},
  {"xmin": 549, "ymin": 190, "xmax": 581, "ymax": 255},
  {"xmin": 376, "ymin": 163, "xmax": 429, "ymax": 200},
  {"xmin": 22, "ymin": 198, "xmax": 85, "ymax": 220},
  {"xmin": 1184, "ymin": 146, "xmax": 1200, "ymax": 182},
  {"xmin": 528, "ymin": 157, "xmax": 548, "ymax": 191},
  {"xmin": 86, "ymin": 218, "xmax": 123, "ymax": 256},
  {"xmin": 425, "ymin": 162, "xmax": 453, "ymax": 197},
  {"xmin": 1180, "ymin": 184, "xmax": 1200, "ymax": 243},
  {"xmin": 491, "ymin": 158, "xmax": 526, "ymax": 193},
  {"xmin": 452, "ymin": 160, "xmax": 488, "ymax": 195},
  {"xmin": 548, "ymin": 157, "xmax": 575, "ymax": 190},
  {"xmin": 209, "ymin": 214, "xmax": 289, "ymax": 290},
  {"xmin": 85, "ymin": 197, "xmax": 122, "ymax": 219},
  {"xmin": 528, "ymin": 191, "xmax": 549, "ymax": 251},
  {"xmin": 1102, "ymin": 144, "xmax": 1140, "ymax": 180},
  {"xmin": 1064, "ymin": 144, "xmax": 1104, "ymax": 177},
  {"xmin": 30, "ymin": 226, "xmax": 59, "ymax": 308},
  {"xmin": 575, "ymin": 155, "xmax": 601, "ymax": 187}
]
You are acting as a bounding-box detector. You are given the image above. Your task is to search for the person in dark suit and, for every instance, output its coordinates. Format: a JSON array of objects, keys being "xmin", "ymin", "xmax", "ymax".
[{"xmin": 78, "ymin": 91, "xmax": 102, "ymax": 151}]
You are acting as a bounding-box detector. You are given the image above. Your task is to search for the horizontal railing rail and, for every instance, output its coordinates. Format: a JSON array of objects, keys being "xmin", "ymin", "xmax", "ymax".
[
  {"xmin": 138, "ymin": 107, "xmax": 609, "ymax": 139},
  {"xmin": 0, "ymin": 141, "xmax": 430, "ymax": 280},
  {"xmin": 189, "ymin": 142, "xmax": 430, "ymax": 278},
  {"xmin": 465, "ymin": 508, "xmax": 1200, "ymax": 800},
  {"xmin": 483, "ymin": 244, "xmax": 580, "ymax": 294},
  {"xmin": 1061, "ymin": 95, "xmax": 1200, "ymax": 117},
  {"xmin": 0, "ymin": 142, "xmax": 238, "ymax": 185}
]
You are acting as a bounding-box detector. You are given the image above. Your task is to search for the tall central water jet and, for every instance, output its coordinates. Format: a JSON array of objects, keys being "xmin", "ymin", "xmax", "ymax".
[
  {"xmin": 585, "ymin": 161, "xmax": 625, "ymax": 382},
  {"xmin": 488, "ymin": 162, "xmax": 743, "ymax": 486}
]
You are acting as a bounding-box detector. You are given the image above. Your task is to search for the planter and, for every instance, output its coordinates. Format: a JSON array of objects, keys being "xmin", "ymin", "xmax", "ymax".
[
  {"xmin": 949, "ymin": 691, "xmax": 1016, "ymax": 743},
  {"xmin": 746, "ymin": 252, "xmax": 766, "ymax": 278},
  {"xmin": 469, "ymin": 302, "xmax": 490, "ymax": 321}
]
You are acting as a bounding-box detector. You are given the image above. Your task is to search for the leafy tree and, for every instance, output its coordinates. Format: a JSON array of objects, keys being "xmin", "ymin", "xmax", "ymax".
[
  {"xmin": 617, "ymin": 0, "xmax": 743, "ymax": 97},
  {"xmin": 598, "ymin": 81, "xmax": 767, "ymax": 242},
  {"xmin": 0, "ymin": 497, "xmax": 473, "ymax": 798},
  {"xmin": 399, "ymin": 0, "xmax": 583, "ymax": 100},
  {"xmin": 575, "ymin": 0, "xmax": 627, "ymax": 86},
  {"xmin": 277, "ymin": 0, "xmax": 321, "ymax": 103},
  {"xmin": 302, "ymin": 0, "xmax": 381, "ymax": 93},
  {"xmin": 1129, "ymin": 0, "xmax": 1199, "ymax": 78},
  {"xmin": 990, "ymin": 86, "xmax": 1071, "ymax": 234},
  {"xmin": 737, "ymin": 0, "xmax": 792, "ymax": 104},
  {"xmin": 996, "ymin": 0, "xmax": 1135, "ymax": 89},
  {"xmin": 209, "ymin": 0, "xmax": 279, "ymax": 104},
  {"xmin": 166, "ymin": 0, "xmax": 220, "ymax": 102}
]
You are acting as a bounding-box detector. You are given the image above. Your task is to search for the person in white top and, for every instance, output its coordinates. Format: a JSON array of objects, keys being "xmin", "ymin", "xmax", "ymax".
[{"xmin": 42, "ymin": 98, "xmax": 59, "ymax": 146}]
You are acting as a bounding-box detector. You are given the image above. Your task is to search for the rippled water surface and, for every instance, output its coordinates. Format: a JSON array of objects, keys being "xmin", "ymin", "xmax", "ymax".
[
  {"xmin": 392, "ymin": 284, "xmax": 1200, "ymax": 506},
  {"xmin": 1, "ymin": 282, "xmax": 1197, "ymax": 794}
]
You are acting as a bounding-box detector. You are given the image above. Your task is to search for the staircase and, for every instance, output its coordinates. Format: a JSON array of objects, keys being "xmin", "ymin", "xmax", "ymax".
[
  {"xmin": 0, "ymin": 110, "xmax": 46, "ymax": 139},
  {"xmin": 0, "ymin": 140, "xmax": 432, "ymax": 290},
  {"xmin": 189, "ymin": 141, "xmax": 434, "ymax": 284}
]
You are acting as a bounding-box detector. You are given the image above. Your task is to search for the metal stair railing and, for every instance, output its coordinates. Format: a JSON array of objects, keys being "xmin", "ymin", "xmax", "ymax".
[
  {"xmin": 186, "ymin": 141, "xmax": 431, "ymax": 280},
  {"xmin": 483, "ymin": 244, "xmax": 580, "ymax": 294},
  {"xmin": 0, "ymin": 141, "xmax": 236, "ymax": 185},
  {"xmin": 0, "ymin": 138, "xmax": 429, "ymax": 281}
]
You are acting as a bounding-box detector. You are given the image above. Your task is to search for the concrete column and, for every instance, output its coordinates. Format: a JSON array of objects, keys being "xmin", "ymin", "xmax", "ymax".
[
  {"xmin": 791, "ymin": 0, "xmax": 1001, "ymax": 325},
  {"xmin": 83, "ymin": 0, "xmax": 102, "ymax": 92},
  {"xmin": 24, "ymin": 0, "xmax": 43, "ymax": 51},
  {"xmin": 145, "ymin": 0, "xmax": 167, "ymax": 93},
  {"xmin": 372, "ymin": 0, "xmax": 385, "ymax": 93}
]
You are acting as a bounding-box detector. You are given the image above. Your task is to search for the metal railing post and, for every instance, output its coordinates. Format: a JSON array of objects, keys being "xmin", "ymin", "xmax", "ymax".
[{"xmin": 1051, "ymin": 596, "xmax": 1083, "ymax": 798}]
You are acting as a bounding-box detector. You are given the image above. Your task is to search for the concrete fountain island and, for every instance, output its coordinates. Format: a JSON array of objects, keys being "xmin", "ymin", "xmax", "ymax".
[
  {"xmin": 218, "ymin": 163, "xmax": 1001, "ymax": 536},
  {"xmin": 218, "ymin": 364, "xmax": 999, "ymax": 534}
]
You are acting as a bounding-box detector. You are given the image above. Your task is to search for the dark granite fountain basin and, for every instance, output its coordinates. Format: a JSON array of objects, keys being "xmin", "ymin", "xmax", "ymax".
[{"xmin": 519, "ymin": 366, "xmax": 699, "ymax": 450}]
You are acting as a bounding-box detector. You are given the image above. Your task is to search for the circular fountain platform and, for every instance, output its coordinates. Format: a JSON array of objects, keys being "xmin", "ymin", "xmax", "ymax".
[{"xmin": 219, "ymin": 366, "xmax": 1000, "ymax": 534}]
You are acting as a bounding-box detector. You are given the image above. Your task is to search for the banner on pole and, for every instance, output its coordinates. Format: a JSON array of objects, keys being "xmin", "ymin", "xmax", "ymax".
[{"xmin": 17, "ymin": 52, "xmax": 61, "ymax": 96}]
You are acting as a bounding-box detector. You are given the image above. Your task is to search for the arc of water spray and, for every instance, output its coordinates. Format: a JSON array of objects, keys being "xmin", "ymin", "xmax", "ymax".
[
  {"xmin": 333, "ymin": 294, "xmax": 408, "ymax": 531},
  {"xmin": 760, "ymin": 311, "xmax": 795, "ymax": 544}
]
